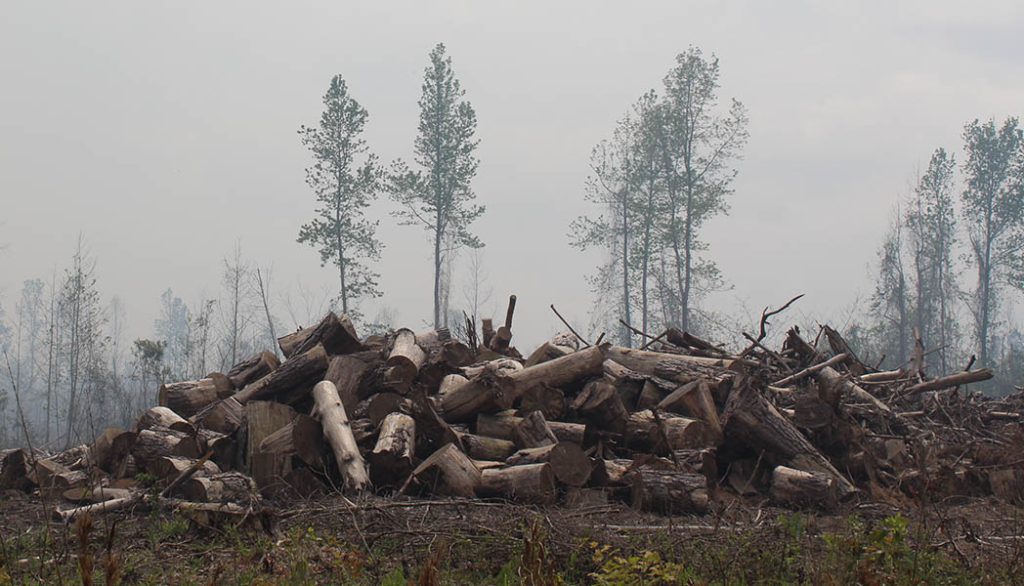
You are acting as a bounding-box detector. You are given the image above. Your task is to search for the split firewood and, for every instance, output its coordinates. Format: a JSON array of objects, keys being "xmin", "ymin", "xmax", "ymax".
[
  {"xmin": 311, "ymin": 380, "xmax": 370, "ymax": 492},
  {"xmin": 279, "ymin": 312, "xmax": 362, "ymax": 357},
  {"xmin": 227, "ymin": 351, "xmax": 281, "ymax": 390}
]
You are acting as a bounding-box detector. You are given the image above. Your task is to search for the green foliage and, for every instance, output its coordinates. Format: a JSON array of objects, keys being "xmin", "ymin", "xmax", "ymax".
[
  {"xmin": 390, "ymin": 43, "xmax": 485, "ymax": 328},
  {"xmin": 298, "ymin": 74, "xmax": 384, "ymax": 316},
  {"xmin": 589, "ymin": 542, "xmax": 693, "ymax": 586}
]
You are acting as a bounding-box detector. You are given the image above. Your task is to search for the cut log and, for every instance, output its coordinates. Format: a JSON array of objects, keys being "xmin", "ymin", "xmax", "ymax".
[
  {"xmin": 369, "ymin": 412, "xmax": 416, "ymax": 489},
  {"xmin": 524, "ymin": 341, "xmax": 574, "ymax": 368},
  {"xmin": 227, "ymin": 351, "xmax": 281, "ymax": 390},
  {"xmin": 149, "ymin": 456, "xmax": 220, "ymax": 483},
  {"xmin": 279, "ymin": 312, "xmax": 362, "ymax": 358},
  {"xmin": 461, "ymin": 358, "xmax": 523, "ymax": 379},
  {"xmin": 476, "ymin": 412, "xmax": 585, "ymax": 445},
  {"xmin": 368, "ymin": 392, "xmax": 408, "ymax": 427},
  {"xmin": 628, "ymin": 468, "xmax": 708, "ymax": 514},
  {"xmin": 813, "ymin": 366, "xmax": 892, "ymax": 414},
  {"xmin": 246, "ymin": 401, "xmax": 297, "ymax": 491},
  {"xmin": 32, "ymin": 458, "xmax": 87, "ymax": 496},
  {"xmin": 656, "ymin": 380, "xmax": 723, "ymax": 444},
  {"xmin": 183, "ymin": 472, "xmax": 258, "ymax": 503},
  {"xmin": 324, "ymin": 355, "xmax": 368, "ymax": 415},
  {"xmin": 571, "ymin": 380, "xmax": 630, "ymax": 437},
  {"xmin": 458, "ymin": 433, "xmax": 517, "ymax": 461},
  {"xmin": 158, "ymin": 378, "xmax": 231, "ymax": 418},
  {"xmin": 136, "ymin": 406, "xmax": 195, "ymax": 435},
  {"xmin": 233, "ymin": 344, "xmax": 329, "ymax": 404},
  {"xmin": 519, "ymin": 385, "xmax": 567, "ymax": 420},
  {"xmin": 385, "ymin": 328, "xmax": 426, "ymax": 390},
  {"xmin": 478, "ymin": 463, "xmax": 556, "ymax": 504},
  {"xmin": 442, "ymin": 345, "xmax": 605, "ymax": 422},
  {"xmin": 403, "ymin": 443, "xmax": 480, "ymax": 498},
  {"xmin": 770, "ymin": 465, "xmax": 838, "ymax": 510},
  {"xmin": 132, "ymin": 428, "xmax": 201, "ymax": 471},
  {"xmin": 626, "ymin": 410, "xmax": 708, "ymax": 453},
  {"xmin": 311, "ymin": 380, "xmax": 370, "ymax": 492},
  {"xmin": 506, "ymin": 443, "xmax": 591, "ymax": 487},
  {"xmin": 258, "ymin": 414, "xmax": 325, "ymax": 468},
  {"xmin": 438, "ymin": 373, "xmax": 469, "ymax": 397},
  {"xmin": 191, "ymin": 397, "xmax": 245, "ymax": 435},
  {"xmin": 62, "ymin": 487, "xmax": 133, "ymax": 504},
  {"xmin": 282, "ymin": 467, "xmax": 328, "ymax": 498},
  {"xmin": 606, "ymin": 346, "xmax": 734, "ymax": 375},
  {"xmin": 514, "ymin": 411, "xmax": 558, "ymax": 448},
  {"xmin": 89, "ymin": 427, "xmax": 136, "ymax": 476},
  {"xmin": 723, "ymin": 381, "xmax": 856, "ymax": 498}
]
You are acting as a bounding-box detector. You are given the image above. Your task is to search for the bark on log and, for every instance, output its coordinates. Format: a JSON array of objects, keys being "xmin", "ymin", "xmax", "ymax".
[
  {"xmin": 626, "ymin": 410, "xmax": 708, "ymax": 453},
  {"xmin": 524, "ymin": 341, "xmax": 574, "ymax": 367},
  {"xmin": 158, "ymin": 378, "xmax": 230, "ymax": 418},
  {"xmin": 438, "ymin": 373, "xmax": 469, "ymax": 397},
  {"xmin": 461, "ymin": 358, "xmax": 523, "ymax": 379},
  {"xmin": 279, "ymin": 312, "xmax": 362, "ymax": 358},
  {"xmin": 233, "ymin": 344, "xmax": 329, "ymax": 404},
  {"xmin": 258, "ymin": 414, "xmax": 325, "ymax": 469},
  {"xmin": 324, "ymin": 355, "xmax": 368, "ymax": 415},
  {"xmin": 385, "ymin": 329, "xmax": 426, "ymax": 390},
  {"xmin": 368, "ymin": 392, "xmax": 408, "ymax": 427},
  {"xmin": 442, "ymin": 345, "xmax": 605, "ymax": 422},
  {"xmin": 904, "ymin": 369, "xmax": 994, "ymax": 395},
  {"xmin": 136, "ymin": 406, "xmax": 195, "ymax": 435},
  {"xmin": 369, "ymin": 412, "xmax": 416, "ymax": 488},
  {"xmin": 32, "ymin": 458, "xmax": 87, "ymax": 496},
  {"xmin": 478, "ymin": 463, "xmax": 556, "ymax": 504},
  {"xmin": 723, "ymin": 382, "xmax": 856, "ymax": 498},
  {"xmin": 814, "ymin": 366, "xmax": 892, "ymax": 414},
  {"xmin": 227, "ymin": 351, "xmax": 281, "ymax": 390},
  {"xmin": 458, "ymin": 432, "xmax": 517, "ymax": 461},
  {"xmin": 506, "ymin": 442, "xmax": 591, "ymax": 487},
  {"xmin": 571, "ymin": 380, "xmax": 630, "ymax": 437},
  {"xmin": 519, "ymin": 385, "xmax": 567, "ymax": 420},
  {"xmin": 89, "ymin": 427, "xmax": 136, "ymax": 476},
  {"xmin": 403, "ymin": 443, "xmax": 480, "ymax": 497},
  {"xmin": 149, "ymin": 456, "xmax": 220, "ymax": 483},
  {"xmin": 191, "ymin": 397, "xmax": 245, "ymax": 435},
  {"xmin": 656, "ymin": 381, "xmax": 723, "ymax": 443},
  {"xmin": 311, "ymin": 380, "xmax": 370, "ymax": 492},
  {"xmin": 770, "ymin": 465, "xmax": 838, "ymax": 510},
  {"xmin": 132, "ymin": 428, "xmax": 201, "ymax": 470},
  {"xmin": 476, "ymin": 413, "xmax": 584, "ymax": 444},
  {"xmin": 183, "ymin": 472, "xmax": 258, "ymax": 503},
  {"xmin": 246, "ymin": 401, "xmax": 297, "ymax": 491},
  {"xmin": 606, "ymin": 346, "xmax": 734, "ymax": 375},
  {"xmin": 628, "ymin": 468, "xmax": 709, "ymax": 514},
  {"xmin": 514, "ymin": 411, "xmax": 558, "ymax": 448}
]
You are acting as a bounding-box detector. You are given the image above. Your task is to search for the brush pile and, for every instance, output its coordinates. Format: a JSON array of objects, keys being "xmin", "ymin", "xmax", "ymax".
[{"xmin": 2, "ymin": 295, "xmax": 1021, "ymax": 522}]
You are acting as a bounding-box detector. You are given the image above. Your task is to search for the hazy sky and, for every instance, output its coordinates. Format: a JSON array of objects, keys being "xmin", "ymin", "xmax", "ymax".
[{"xmin": 2, "ymin": 1, "xmax": 1023, "ymax": 348}]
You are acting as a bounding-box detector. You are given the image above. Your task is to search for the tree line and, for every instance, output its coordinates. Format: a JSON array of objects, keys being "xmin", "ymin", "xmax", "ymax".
[{"xmin": 2, "ymin": 43, "xmax": 1023, "ymax": 449}]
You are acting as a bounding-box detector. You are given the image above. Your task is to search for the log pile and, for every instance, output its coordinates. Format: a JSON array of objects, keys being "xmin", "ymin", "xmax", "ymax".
[{"xmin": 3, "ymin": 298, "xmax": 1022, "ymax": 521}]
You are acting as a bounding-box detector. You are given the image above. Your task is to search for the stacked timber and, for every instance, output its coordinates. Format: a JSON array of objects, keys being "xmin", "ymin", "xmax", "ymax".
[{"xmin": 2, "ymin": 295, "xmax": 1019, "ymax": 522}]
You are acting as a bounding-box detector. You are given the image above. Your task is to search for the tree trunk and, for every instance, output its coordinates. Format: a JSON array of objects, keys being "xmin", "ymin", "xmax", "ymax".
[{"xmin": 311, "ymin": 381, "xmax": 370, "ymax": 492}]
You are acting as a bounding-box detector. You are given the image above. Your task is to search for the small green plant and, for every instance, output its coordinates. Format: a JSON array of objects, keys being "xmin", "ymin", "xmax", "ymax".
[
  {"xmin": 589, "ymin": 542, "xmax": 693, "ymax": 586},
  {"xmin": 380, "ymin": 566, "xmax": 408, "ymax": 586}
]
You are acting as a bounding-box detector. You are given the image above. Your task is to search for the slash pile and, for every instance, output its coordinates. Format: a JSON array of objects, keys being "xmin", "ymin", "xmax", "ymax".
[{"xmin": 2, "ymin": 296, "xmax": 1021, "ymax": 522}]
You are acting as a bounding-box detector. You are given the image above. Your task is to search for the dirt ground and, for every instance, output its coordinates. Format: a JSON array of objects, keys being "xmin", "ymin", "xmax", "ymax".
[{"xmin": 4, "ymin": 489, "xmax": 1024, "ymax": 585}]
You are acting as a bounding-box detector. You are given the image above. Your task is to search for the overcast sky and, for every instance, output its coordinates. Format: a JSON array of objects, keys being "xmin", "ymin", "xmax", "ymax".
[{"xmin": 2, "ymin": 1, "xmax": 1023, "ymax": 348}]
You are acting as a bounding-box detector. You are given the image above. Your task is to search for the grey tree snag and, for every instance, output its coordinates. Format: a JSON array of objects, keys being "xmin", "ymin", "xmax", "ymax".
[
  {"xmin": 298, "ymin": 75, "xmax": 384, "ymax": 317},
  {"xmin": 390, "ymin": 43, "xmax": 485, "ymax": 329},
  {"xmin": 961, "ymin": 117, "xmax": 1024, "ymax": 368}
]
